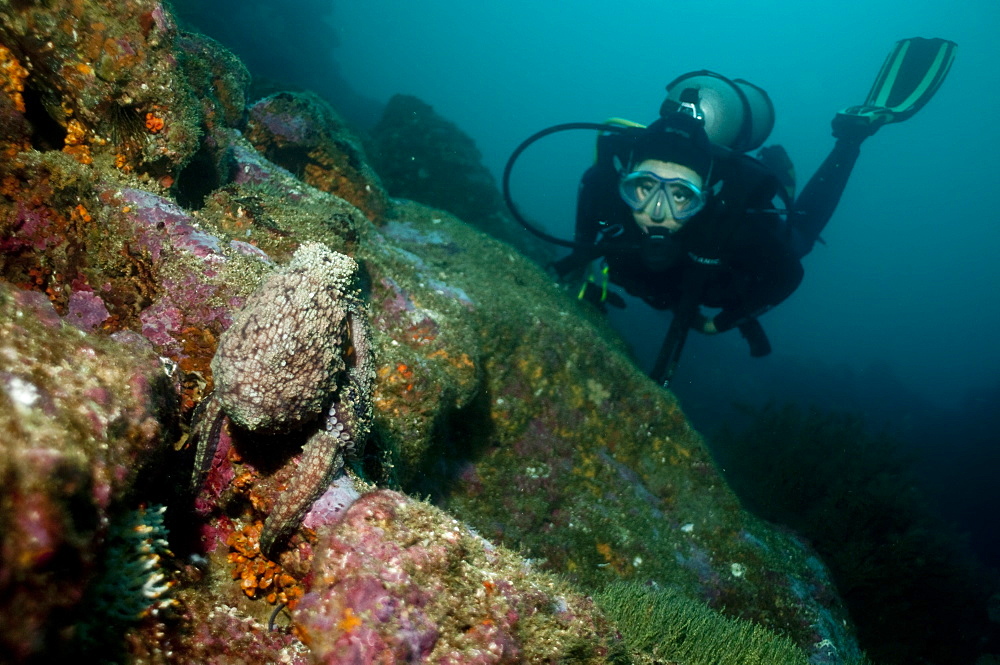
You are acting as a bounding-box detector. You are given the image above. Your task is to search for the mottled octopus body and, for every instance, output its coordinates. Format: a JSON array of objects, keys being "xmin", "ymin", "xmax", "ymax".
[{"xmin": 190, "ymin": 242, "xmax": 374, "ymax": 556}]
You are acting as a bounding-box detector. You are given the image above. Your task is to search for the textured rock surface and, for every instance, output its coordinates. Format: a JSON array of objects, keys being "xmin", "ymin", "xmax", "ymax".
[
  {"xmin": 0, "ymin": 0, "xmax": 202, "ymax": 180},
  {"xmin": 0, "ymin": 1, "xmax": 866, "ymax": 663},
  {"xmin": 245, "ymin": 91, "xmax": 389, "ymax": 221},
  {"xmin": 0, "ymin": 282, "xmax": 174, "ymax": 660},
  {"xmin": 370, "ymin": 93, "xmax": 557, "ymax": 266},
  {"xmin": 297, "ymin": 490, "xmax": 615, "ymax": 663}
]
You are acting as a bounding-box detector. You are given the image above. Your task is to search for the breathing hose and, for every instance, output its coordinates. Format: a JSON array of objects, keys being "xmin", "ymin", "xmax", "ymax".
[{"xmin": 501, "ymin": 122, "xmax": 635, "ymax": 250}]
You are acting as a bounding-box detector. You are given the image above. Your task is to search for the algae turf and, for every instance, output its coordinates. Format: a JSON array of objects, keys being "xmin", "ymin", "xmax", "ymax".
[{"xmin": 596, "ymin": 581, "xmax": 815, "ymax": 665}]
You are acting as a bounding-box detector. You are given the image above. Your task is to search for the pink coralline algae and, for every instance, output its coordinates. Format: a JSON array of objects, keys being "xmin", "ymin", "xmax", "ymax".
[
  {"xmin": 226, "ymin": 135, "xmax": 300, "ymax": 188},
  {"xmin": 65, "ymin": 289, "xmax": 111, "ymax": 332},
  {"xmin": 0, "ymin": 282, "xmax": 172, "ymax": 661},
  {"xmin": 295, "ymin": 490, "xmax": 612, "ymax": 664},
  {"xmin": 138, "ymin": 274, "xmax": 234, "ymax": 354},
  {"xmin": 381, "ymin": 219, "xmax": 459, "ymax": 251},
  {"xmin": 120, "ymin": 188, "xmax": 225, "ymax": 262},
  {"xmin": 139, "ymin": 301, "xmax": 186, "ymax": 349},
  {"xmin": 256, "ymin": 110, "xmax": 309, "ymax": 144},
  {"xmin": 157, "ymin": 597, "xmax": 310, "ymax": 665},
  {"xmin": 301, "ymin": 470, "xmax": 363, "ymax": 531},
  {"xmin": 10, "ymin": 289, "xmax": 62, "ymax": 328},
  {"xmin": 191, "ymin": 420, "xmax": 237, "ymax": 521},
  {"xmin": 5, "ymin": 202, "xmax": 60, "ymax": 252},
  {"xmin": 229, "ymin": 239, "xmax": 274, "ymax": 264}
]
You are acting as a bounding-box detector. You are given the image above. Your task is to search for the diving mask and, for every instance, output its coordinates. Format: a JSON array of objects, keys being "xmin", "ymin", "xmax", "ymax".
[{"xmin": 619, "ymin": 171, "xmax": 706, "ymax": 222}]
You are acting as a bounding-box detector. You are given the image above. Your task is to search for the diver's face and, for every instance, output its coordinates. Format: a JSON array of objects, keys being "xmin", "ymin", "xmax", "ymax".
[{"xmin": 629, "ymin": 160, "xmax": 704, "ymax": 235}]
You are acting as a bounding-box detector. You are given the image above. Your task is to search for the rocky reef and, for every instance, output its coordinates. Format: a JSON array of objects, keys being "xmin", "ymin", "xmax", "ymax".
[
  {"xmin": 0, "ymin": 1, "xmax": 866, "ymax": 663},
  {"xmin": 369, "ymin": 93, "xmax": 557, "ymax": 266}
]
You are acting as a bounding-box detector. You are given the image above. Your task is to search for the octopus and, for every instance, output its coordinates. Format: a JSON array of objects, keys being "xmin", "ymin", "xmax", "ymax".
[{"xmin": 190, "ymin": 242, "xmax": 374, "ymax": 556}]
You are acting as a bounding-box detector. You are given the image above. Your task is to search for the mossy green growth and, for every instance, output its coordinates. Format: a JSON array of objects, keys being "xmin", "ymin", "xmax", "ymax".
[{"xmin": 595, "ymin": 581, "xmax": 809, "ymax": 665}]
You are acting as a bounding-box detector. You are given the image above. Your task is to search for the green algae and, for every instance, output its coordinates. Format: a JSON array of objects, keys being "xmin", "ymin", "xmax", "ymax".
[{"xmin": 596, "ymin": 581, "xmax": 809, "ymax": 665}]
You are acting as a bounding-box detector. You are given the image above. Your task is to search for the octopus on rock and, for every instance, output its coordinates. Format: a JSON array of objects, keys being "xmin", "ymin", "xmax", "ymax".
[{"xmin": 190, "ymin": 242, "xmax": 375, "ymax": 556}]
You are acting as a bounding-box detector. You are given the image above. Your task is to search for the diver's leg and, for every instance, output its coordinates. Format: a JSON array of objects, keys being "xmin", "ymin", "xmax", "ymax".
[{"xmin": 790, "ymin": 135, "xmax": 863, "ymax": 258}]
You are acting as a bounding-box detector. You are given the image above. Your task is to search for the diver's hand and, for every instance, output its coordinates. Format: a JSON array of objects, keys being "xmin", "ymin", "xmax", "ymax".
[{"xmin": 693, "ymin": 312, "xmax": 718, "ymax": 335}]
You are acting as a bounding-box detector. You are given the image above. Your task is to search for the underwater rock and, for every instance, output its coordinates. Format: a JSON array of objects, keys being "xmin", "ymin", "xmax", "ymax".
[
  {"xmin": 296, "ymin": 489, "xmax": 614, "ymax": 663},
  {"xmin": 370, "ymin": 94, "xmax": 557, "ymax": 265},
  {"xmin": 0, "ymin": 282, "xmax": 174, "ymax": 661},
  {"xmin": 0, "ymin": 0, "xmax": 202, "ymax": 179},
  {"xmin": 246, "ymin": 91, "xmax": 389, "ymax": 221},
  {"xmin": 0, "ymin": 0, "xmax": 868, "ymax": 662},
  {"xmin": 175, "ymin": 31, "xmax": 251, "ymax": 132},
  {"xmin": 374, "ymin": 205, "xmax": 862, "ymax": 663}
]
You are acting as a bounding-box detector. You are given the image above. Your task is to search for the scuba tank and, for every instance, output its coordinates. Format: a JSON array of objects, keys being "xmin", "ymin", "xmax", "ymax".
[{"xmin": 663, "ymin": 71, "xmax": 775, "ymax": 153}]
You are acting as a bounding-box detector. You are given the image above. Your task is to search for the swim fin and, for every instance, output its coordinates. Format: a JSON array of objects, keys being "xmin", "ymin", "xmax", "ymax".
[{"xmin": 836, "ymin": 37, "xmax": 957, "ymax": 133}]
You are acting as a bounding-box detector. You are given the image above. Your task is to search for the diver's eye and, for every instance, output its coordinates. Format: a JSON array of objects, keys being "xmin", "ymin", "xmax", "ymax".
[
  {"xmin": 669, "ymin": 184, "xmax": 696, "ymax": 207},
  {"xmin": 635, "ymin": 179, "xmax": 657, "ymax": 196}
]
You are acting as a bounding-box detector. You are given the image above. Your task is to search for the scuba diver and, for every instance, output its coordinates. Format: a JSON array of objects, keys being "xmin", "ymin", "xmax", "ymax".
[{"xmin": 503, "ymin": 37, "xmax": 956, "ymax": 386}]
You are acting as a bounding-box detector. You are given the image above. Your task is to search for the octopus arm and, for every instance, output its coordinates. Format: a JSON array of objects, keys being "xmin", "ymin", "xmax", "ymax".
[
  {"xmin": 189, "ymin": 393, "xmax": 227, "ymax": 491},
  {"xmin": 259, "ymin": 308, "xmax": 374, "ymax": 556},
  {"xmin": 343, "ymin": 308, "xmax": 376, "ymax": 443},
  {"xmin": 260, "ymin": 430, "xmax": 346, "ymax": 556}
]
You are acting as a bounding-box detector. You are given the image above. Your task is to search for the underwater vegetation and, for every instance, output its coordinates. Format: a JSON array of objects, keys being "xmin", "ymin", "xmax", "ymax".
[
  {"xmin": 2, "ymin": 0, "xmax": 991, "ymax": 662},
  {"xmin": 73, "ymin": 505, "xmax": 178, "ymax": 662},
  {"xmin": 595, "ymin": 581, "xmax": 815, "ymax": 665},
  {"xmin": 712, "ymin": 403, "xmax": 998, "ymax": 665}
]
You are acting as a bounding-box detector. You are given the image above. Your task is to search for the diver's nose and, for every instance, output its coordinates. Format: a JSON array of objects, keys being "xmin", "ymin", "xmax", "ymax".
[{"xmin": 648, "ymin": 195, "xmax": 668, "ymax": 221}]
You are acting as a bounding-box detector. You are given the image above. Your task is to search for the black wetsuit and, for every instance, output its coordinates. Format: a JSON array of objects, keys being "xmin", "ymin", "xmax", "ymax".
[
  {"xmin": 566, "ymin": 147, "xmax": 802, "ymax": 333},
  {"xmin": 560, "ymin": 132, "xmax": 865, "ymax": 336}
]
